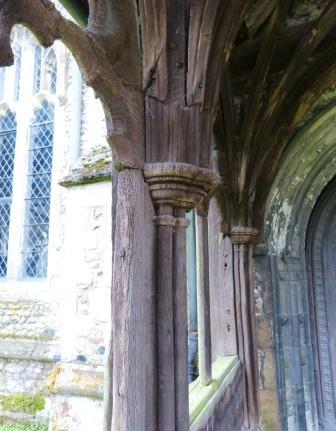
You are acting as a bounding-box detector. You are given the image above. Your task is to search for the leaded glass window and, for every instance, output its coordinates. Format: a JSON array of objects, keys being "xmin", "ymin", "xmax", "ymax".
[
  {"xmin": 46, "ymin": 49, "xmax": 57, "ymax": 94},
  {"xmin": 0, "ymin": 111, "xmax": 17, "ymax": 277},
  {"xmin": 33, "ymin": 46, "xmax": 42, "ymax": 94},
  {"xmin": 22, "ymin": 101, "xmax": 54, "ymax": 278},
  {"xmin": 14, "ymin": 49, "xmax": 21, "ymax": 101}
]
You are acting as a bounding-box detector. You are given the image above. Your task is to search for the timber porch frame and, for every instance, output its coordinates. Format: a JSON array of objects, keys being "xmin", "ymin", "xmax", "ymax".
[{"xmin": 0, "ymin": 1, "xmax": 336, "ymax": 430}]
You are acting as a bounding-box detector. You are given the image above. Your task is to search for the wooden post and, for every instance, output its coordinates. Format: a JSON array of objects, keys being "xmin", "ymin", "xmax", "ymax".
[
  {"xmin": 154, "ymin": 206, "xmax": 176, "ymax": 431},
  {"xmin": 196, "ymin": 212, "xmax": 212, "ymax": 385},
  {"xmin": 111, "ymin": 169, "xmax": 156, "ymax": 431},
  {"xmin": 144, "ymin": 162, "xmax": 219, "ymax": 430},
  {"xmin": 154, "ymin": 206, "xmax": 190, "ymax": 431},
  {"xmin": 231, "ymin": 226, "xmax": 260, "ymax": 430},
  {"xmin": 173, "ymin": 208, "xmax": 190, "ymax": 431}
]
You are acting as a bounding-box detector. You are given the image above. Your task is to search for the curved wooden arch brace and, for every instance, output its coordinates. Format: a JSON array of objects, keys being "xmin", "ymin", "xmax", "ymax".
[
  {"xmin": 247, "ymin": 24, "xmax": 336, "ymax": 206},
  {"xmin": 0, "ymin": 0, "xmax": 144, "ymax": 168}
]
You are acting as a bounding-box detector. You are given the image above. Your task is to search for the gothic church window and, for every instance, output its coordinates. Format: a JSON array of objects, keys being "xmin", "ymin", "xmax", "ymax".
[
  {"xmin": 0, "ymin": 111, "xmax": 17, "ymax": 277},
  {"xmin": 33, "ymin": 46, "xmax": 43, "ymax": 94},
  {"xmin": 0, "ymin": 26, "xmax": 59, "ymax": 280},
  {"xmin": 23, "ymin": 102, "xmax": 54, "ymax": 278}
]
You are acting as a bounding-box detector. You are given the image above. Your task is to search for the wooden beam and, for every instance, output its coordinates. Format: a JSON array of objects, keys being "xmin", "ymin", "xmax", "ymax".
[
  {"xmin": 245, "ymin": 0, "xmax": 277, "ymax": 37},
  {"xmin": 255, "ymin": 1, "xmax": 336, "ymax": 139},
  {"xmin": 230, "ymin": 22, "xmax": 336, "ymax": 78},
  {"xmin": 240, "ymin": 0, "xmax": 293, "ymax": 162}
]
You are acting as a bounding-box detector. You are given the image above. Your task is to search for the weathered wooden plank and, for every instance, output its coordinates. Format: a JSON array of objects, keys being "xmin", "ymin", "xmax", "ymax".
[
  {"xmin": 111, "ymin": 169, "xmax": 156, "ymax": 431},
  {"xmin": 208, "ymin": 199, "xmax": 237, "ymax": 357},
  {"xmin": 245, "ymin": 0, "xmax": 277, "ymax": 37},
  {"xmin": 202, "ymin": 0, "xmax": 249, "ymax": 110},
  {"xmin": 103, "ymin": 166, "xmax": 119, "ymax": 431},
  {"xmin": 188, "ymin": 0, "xmax": 220, "ymax": 104},
  {"xmin": 196, "ymin": 213, "xmax": 212, "ymax": 385},
  {"xmin": 187, "ymin": 0, "xmax": 248, "ymax": 108},
  {"xmin": 139, "ymin": 0, "xmax": 168, "ymax": 99}
]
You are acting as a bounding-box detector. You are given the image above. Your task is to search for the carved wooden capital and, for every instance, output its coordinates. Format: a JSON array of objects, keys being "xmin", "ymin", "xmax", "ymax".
[
  {"xmin": 153, "ymin": 215, "xmax": 190, "ymax": 228},
  {"xmin": 144, "ymin": 162, "xmax": 219, "ymax": 211},
  {"xmin": 153, "ymin": 215, "xmax": 177, "ymax": 227},
  {"xmin": 230, "ymin": 226, "xmax": 259, "ymax": 244}
]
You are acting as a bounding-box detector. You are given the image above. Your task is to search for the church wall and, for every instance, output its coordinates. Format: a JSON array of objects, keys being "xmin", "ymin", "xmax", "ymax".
[{"xmin": 0, "ymin": 18, "xmax": 112, "ymax": 430}]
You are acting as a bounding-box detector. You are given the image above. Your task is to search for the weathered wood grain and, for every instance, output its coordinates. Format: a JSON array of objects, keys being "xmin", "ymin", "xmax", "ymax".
[
  {"xmin": 111, "ymin": 169, "xmax": 156, "ymax": 431},
  {"xmin": 245, "ymin": 0, "xmax": 277, "ymax": 37},
  {"xmin": 232, "ymin": 241, "xmax": 260, "ymax": 429},
  {"xmin": 208, "ymin": 199, "xmax": 237, "ymax": 358}
]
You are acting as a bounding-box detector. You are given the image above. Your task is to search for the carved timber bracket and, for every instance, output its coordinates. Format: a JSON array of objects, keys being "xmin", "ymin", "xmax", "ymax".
[
  {"xmin": 143, "ymin": 162, "xmax": 220, "ymax": 213},
  {"xmin": 230, "ymin": 226, "xmax": 259, "ymax": 244}
]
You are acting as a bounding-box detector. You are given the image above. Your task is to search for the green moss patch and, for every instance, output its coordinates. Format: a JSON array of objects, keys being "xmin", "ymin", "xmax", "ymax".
[
  {"xmin": 0, "ymin": 423, "xmax": 48, "ymax": 431},
  {"xmin": 0, "ymin": 395, "xmax": 45, "ymax": 415}
]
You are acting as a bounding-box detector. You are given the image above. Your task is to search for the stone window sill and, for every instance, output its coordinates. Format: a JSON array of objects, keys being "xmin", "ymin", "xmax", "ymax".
[{"xmin": 189, "ymin": 355, "xmax": 240, "ymax": 429}]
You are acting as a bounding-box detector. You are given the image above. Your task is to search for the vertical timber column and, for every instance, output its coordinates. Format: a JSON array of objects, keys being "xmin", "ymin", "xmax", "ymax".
[
  {"xmin": 111, "ymin": 168, "xmax": 156, "ymax": 431},
  {"xmin": 154, "ymin": 206, "xmax": 176, "ymax": 431},
  {"xmin": 173, "ymin": 209, "xmax": 190, "ymax": 431},
  {"xmin": 231, "ymin": 226, "xmax": 260, "ymax": 430},
  {"xmin": 144, "ymin": 163, "xmax": 219, "ymax": 431},
  {"xmin": 195, "ymin": 212, "xmax": 212, "ymax": 385}
]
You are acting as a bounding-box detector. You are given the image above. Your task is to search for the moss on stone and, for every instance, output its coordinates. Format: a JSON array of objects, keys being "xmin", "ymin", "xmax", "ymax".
[
  {"xmin": 0, "ymin": 333, "xmax": 55, "ymax": 342},
  {"xmin": 0, "ymin": 395, "xmax": 45, "ymax": 415},
  {"xmin": 82, "ymin": 158, "xmax": 110, "ymax": 170},
  {"xmin": 0, "ymin": 423, "xmax": 48, "ymax": 431},
  {"xmin": 189, "ymin": 356, "xmax": 239, "ymax": 425}
]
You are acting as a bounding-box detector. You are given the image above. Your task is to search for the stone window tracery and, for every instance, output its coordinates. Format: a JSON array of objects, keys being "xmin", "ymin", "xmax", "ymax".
[{"xmin": 33, "ymin": 46, "xmax": 58, "ymax": 95}]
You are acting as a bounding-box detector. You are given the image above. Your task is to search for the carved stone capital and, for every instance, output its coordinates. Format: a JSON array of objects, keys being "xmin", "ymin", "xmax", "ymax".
[
  {"xmin": 230, "ymin": 226, "xmax": 259, "ymax": 244},
  {"xmin": 144, "ymin": 162, "xmax": 219, "ymax": 211}
]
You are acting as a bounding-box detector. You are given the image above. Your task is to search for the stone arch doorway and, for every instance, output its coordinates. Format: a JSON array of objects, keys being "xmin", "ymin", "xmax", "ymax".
[
  {"xmin": 306, "ymin": 178, "xmax": 336, "ymax": 430},
  {"xmin": 253, "ymin": 101, "xmax": 336, "ymax": 430}
]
